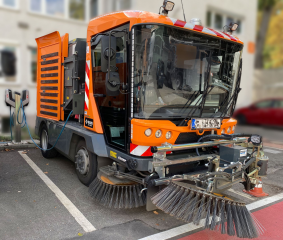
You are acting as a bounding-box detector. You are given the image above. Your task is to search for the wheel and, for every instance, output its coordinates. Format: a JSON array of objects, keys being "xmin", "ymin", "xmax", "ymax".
[
  {"xmin": 40, "ymin": 125, "xmax": 58, "ymax": 159},
  {"xmin": 75, "ymin": 140, "xmax": 98, "ymax": 186},
  {"xmin": 172, "ymin": 73, "xmax": 183, "ymax": 90},
  {"xmin": 237, "ymin": 114, "xmax": 247, "ymax": 125}
]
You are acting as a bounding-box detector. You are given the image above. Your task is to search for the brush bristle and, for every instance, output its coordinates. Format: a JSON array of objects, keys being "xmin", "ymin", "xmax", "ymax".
[
  {"xmin": 89, "ymin": 177, "xmax": 146, "ymax": 209},
  {"xmin": 151, "ymin": 182, "xmax": 262, "ymax": 238}
]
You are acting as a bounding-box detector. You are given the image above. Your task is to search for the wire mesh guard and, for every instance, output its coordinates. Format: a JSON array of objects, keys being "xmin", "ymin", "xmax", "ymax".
[{"xmin": 151, "ymin": 182, "xmax": 263, "ymax": 238}]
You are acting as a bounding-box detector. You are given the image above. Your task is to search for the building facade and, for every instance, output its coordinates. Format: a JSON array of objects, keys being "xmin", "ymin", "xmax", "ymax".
[{"xmin": 0, "ymin": 0, "xmax": 256, "ymax": 136}]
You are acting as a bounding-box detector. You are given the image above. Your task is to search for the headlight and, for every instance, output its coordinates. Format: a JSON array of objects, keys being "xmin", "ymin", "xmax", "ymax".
[
  {"xmin": 164, "ymin": 1, "xmax": 175, "ymax": 11},
  {"xmin": 145, "ymin": 128, "xmax": 152, "ymax": 137},
  {"xmin": 249, "ymin": 135, "xmax": 262, "ymax": 146},
  {"xmin": 227, "ymin": 127, "xmax": 231, "ymax": 134},
  {"xmin": 166, "ymin": 131, "xmax": 172, "ymax": 139},
  {"xmin": 221, "ymin": 129, "xmax": 225, "ymax": 134},
  {"xmin": 155, "ymin": 130, "xmax": 162, "ymax": 138},
  {"xmin": 232, "ymin": 126, "xmax": 235, "ymax": 131}
]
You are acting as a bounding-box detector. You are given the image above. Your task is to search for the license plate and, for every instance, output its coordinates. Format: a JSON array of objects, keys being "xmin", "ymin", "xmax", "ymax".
[{"xmin": 191, "ymin": 118, "xmax": 221, "ymax": 130}]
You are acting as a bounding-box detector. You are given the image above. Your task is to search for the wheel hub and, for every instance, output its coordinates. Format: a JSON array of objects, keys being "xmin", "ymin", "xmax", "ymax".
[
  {"xmin": 41, "ymin": 130, "xmax": 48, "ymax": 151},
  {"xmin": 75, "ymin": 148, "xmax": 89, "ymax": 175}
]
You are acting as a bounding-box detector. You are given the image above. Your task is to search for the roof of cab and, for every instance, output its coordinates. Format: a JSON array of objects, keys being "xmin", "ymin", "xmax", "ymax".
[{"xmin": 87, "ymin": 10, "xmax": 243, "ymax": 45}]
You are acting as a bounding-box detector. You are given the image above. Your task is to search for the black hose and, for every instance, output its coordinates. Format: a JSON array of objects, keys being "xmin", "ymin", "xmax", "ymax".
[
  {"xmin": 230, "ymin": 133, "xmax": 252, "ymax": 138},
  {"xmin": 196, "ymin": 134, "xmax": 233, "ymax": 156}
]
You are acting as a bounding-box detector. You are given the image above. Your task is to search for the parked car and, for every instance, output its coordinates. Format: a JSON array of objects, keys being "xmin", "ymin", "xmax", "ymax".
[{"xmin": 233, "ymin": 98, "xmax": 283, "ymax": 126}]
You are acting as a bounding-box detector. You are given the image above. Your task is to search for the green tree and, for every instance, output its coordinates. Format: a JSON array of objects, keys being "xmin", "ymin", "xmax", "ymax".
[{"xmin": 255, "ymin": 0, "xmax": 278, "ymax": 69}]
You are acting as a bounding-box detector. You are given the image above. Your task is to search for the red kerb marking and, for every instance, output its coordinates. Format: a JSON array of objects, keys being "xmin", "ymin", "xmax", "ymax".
[
  {"xmin": 174, "ymin": 20, "xmax": 186, "ymax": 27},
  {"xmin": 179, "ymin": 201, "xmax": 283, "ymax": 240},
  {"xmin": 193, "ymin": 25, "xmax": 204, "ymax": 32}
]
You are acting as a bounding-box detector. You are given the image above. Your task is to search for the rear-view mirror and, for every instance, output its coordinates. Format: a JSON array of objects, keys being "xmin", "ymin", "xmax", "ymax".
[
  {"xmin": 101, "ymin": 36, "xmax": 116, "ymax": 73},
  {"xmin": 1, "ymin": 50, "xmax": 16, "ymax": 76}
]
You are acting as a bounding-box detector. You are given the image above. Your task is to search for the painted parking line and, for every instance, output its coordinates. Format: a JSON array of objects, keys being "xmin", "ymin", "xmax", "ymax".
[
  {"xmin": 264, "ymin": 148, "xmax": 282, "ymax": 154},
  {"xmin": 18, "ymin": 151, "xmax": 96, "ymax": 233},
  {"xmin": 139, "ymin": 193, "xmax": 283, "ymax": 240}
]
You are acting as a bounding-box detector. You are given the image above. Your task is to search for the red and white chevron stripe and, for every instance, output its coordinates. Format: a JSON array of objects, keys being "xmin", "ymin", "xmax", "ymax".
[
  {"xmin": 130, "ymin": 144, "xmax": 153, "ymax": 157},
  {"xmin": 130, "ymin": 144, "xmax": 172, "ymax": 157},
  {"xmin": 85, "ymin": 60, "xmax": 90, "ymax": 110},
  {"xmin": 168, "ymin": 18, "xmax": 238, "ymax": 42}
]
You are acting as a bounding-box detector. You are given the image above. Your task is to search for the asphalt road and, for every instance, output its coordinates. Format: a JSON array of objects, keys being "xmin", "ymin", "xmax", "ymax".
[{"xmin": 0, "ymin": 125, "xmax": 282, "ymax": 240}]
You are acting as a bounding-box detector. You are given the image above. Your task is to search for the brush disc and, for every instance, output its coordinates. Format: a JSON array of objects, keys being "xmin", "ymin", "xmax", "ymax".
[
  {"xmin": 151, "ymin": 182, "xmax": 262, "ymax": 238},
  {"xmin": 89, "ymin": 172, "xmax": 146, "ymax": 209}
]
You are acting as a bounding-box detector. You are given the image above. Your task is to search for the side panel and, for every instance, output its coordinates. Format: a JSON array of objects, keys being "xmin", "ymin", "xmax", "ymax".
[
  {"xmin": 36, "ymin": 31, "xmax": 63, "ymax": 121},
  {"xmin": 36, "ymin": 117, "xmax": 108, "ymax": 160}
]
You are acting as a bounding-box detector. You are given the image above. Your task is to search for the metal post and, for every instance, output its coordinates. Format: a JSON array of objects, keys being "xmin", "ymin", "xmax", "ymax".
[{"xmin": 14, "ymin": 92, "xmax": 21, "ymax": 143}]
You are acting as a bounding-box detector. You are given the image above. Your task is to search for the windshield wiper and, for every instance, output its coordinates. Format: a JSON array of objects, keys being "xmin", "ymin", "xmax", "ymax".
[
  {"xmin": 179, "ymin": 91, "xmax": 200, "ymax": 113},
  {"xmin": 220, "ymin": 87, "xmax": 242, "ymax": 118},
  {"xmin": 178, "ymin": 86, "xmax": 214, "ymax": 126}
]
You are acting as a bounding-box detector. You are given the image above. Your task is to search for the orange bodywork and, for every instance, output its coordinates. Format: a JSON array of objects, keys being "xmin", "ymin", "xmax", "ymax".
[
  {"xmin": 131, "ymin": 118, "xmax": 237, "ymax": 146},
  {"xmin": 84, "ymin": 11, "xmax": 243, "ymax": 135},
  {"xmin": 36, "ymin": 11, "xmax": 242, "ymax": 147},
  {"xmin": 36, "ymin": 31, "xmax": 67, "ymax": 121}
]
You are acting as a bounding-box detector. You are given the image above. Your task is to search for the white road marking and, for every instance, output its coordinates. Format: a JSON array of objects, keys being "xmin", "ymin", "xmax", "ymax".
[
  {"xmin": 18, "ymin": 151, "xmax": 96, "ymax": 233},
  {"xmin": 264, "ymin": 148, "xmax": 282, "ymax": 154},
  {"xmin": 227, "ymin": 188, "xmax": 255, "ymax": 200},
  {"xmin": 264, "ymin": 146, "xmax": 283, "ymax": 151},
  {"xmin": 139, "ymin": 193, "xmax": 283, "ymax": 240}
]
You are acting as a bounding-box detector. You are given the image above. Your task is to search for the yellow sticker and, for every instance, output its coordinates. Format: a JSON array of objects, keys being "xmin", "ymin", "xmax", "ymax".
[
  {"xmin": 67, "ymin": 96, "xmax": 69, "ymax": 100},
  {"xmin": 110, "ymin": 151, "xmax": 117, "ymax": 158},
  {"xmin": 67, "ymin": 76, "xmax": 69, "ymax": 80}
]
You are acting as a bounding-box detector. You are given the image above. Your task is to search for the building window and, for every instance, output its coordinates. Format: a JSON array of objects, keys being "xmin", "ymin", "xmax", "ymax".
[
  {"xmin": 30, "ymin": 0, "xmax": 41, "ymax": 12},
  {"xmin": 215, "ymin": 14, "xmax": 223, "ymax": 30},
  {"xmin": 29, "ymin": 0, "xmax": 86, "ymax": 21},
  {"xmin": 3, "ymin": 0, "xmax": 15, "ymax": 7},
  {"xmin": 0, "ymin": 46, "xmax": 16, "ymax": 82},
  {"xmin": 69, "ymin": 0, "xmax": 85, "ymax": 20},
  {"xmin": 0, "ymin": 0, "xmax": 18, "ymax": 8},
  {"xmin": 46, "ymin": 0, "xmax": 64, "ymax": 17},
  {"xmin": 206, "ymin": 10, "xmax": 242, "ymax": 34},
  {"xmin": 30, "ymin": 48, "xmax": 37, "ymax": 83},
  {"xmin": 117, "ymin": 0, "xmax": 131, "ymax": 10},
  {"xmin": 206, "ymin": 11, "xmax": 211, "ymax": 27},
  {"xmin": 90, "ymin": 0, "xmax": 98, "ymax": 18},
  {"xmin": 1, "ymin": 117, "xmax": 10, "ymax": 134}
]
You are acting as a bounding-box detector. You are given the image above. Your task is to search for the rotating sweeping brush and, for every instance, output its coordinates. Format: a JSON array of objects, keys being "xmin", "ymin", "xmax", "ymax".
[
  {"xmin": 89, "ymin": 172, "xmax": 146, "ymax": 209},
  {"xmin": 151, "ymin": 182, "xmax": 262, "ymax": 238}
]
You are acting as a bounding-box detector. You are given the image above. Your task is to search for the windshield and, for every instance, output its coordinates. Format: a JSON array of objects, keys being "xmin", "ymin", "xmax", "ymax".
[{"xmin": 132, "ymin": 25, "xmax": 243, "ymax": 120}]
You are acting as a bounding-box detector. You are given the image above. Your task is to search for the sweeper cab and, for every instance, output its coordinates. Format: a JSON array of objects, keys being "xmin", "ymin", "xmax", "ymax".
[{"xmin": 35, "ymin": 1, "xmax": 269, "ymax": 238}]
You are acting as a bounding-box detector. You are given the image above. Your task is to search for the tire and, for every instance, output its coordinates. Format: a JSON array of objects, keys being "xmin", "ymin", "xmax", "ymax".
[
  {"xmin": 40, "ymin": 125, "xmax": 58, "ymax": 159},
  {"xmin": 237, "ymin": 114, "xmax": 247, "ymax": 125},
  {"xmin": 75, "ymin": 140, "xmax": 98, "ymax": 186},
  {"xmin": 172, "ymin": 73, "xmax": 183, "ymax": 90}
]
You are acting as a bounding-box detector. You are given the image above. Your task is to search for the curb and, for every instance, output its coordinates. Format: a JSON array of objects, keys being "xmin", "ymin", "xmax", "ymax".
[{"xmin": 0, "ymin": 140, "xmax": 40, "ymax": 151}]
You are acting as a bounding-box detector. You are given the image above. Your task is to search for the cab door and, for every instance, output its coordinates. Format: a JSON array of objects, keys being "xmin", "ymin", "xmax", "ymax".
[{"xmin": 91, "ymin": 24, "xmax": 129, "ymax": 151}]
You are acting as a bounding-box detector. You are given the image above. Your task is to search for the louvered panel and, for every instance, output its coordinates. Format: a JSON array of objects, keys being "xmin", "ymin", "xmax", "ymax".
[{"xmin": 36, "ymin": 32, "xmax": 62, "ymax": 121}]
